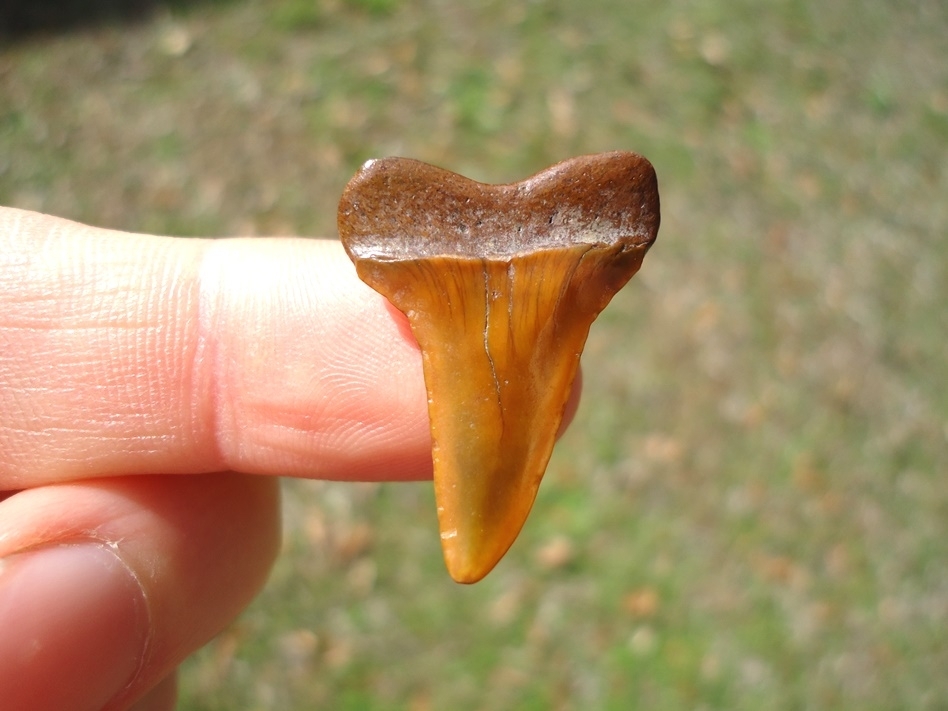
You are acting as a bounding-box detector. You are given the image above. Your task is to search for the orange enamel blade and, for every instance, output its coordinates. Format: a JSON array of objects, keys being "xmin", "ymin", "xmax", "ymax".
[{"xmin": 338, "ymin": 152, "xmax": 660, "ymax": 583}]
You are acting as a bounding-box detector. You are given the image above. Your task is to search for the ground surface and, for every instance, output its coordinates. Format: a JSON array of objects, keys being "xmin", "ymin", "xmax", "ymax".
[{"xmin": 2, "ymin": 0, "xmax": 947, "ymax": 708}]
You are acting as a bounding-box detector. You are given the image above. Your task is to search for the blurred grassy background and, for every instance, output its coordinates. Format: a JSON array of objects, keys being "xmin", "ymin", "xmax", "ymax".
[{"xmin": 2, "ymin": 0, "xmax": 947, "ymax": 708}]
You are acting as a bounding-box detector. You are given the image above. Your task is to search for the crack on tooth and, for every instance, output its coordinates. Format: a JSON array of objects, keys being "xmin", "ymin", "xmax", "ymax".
[
  {"xmin": 483, "ymin": 264, "xmax": 503, "ymax": 433},
  {"xmin": 549, "ymin": 244, "xmax": 594, "ymax": 335},
  {"xmin": 507, "ymin": 261, "xmax": 516, "ymax": 345}
]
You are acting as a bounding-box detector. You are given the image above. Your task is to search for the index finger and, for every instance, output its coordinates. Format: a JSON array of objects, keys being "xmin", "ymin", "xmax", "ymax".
[{"xmin": 0, "ymin": 207, "xmax": 432, "ymax": 488}]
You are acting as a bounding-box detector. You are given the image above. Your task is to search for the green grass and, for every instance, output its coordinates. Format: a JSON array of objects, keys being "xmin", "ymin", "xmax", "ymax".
[{"xmin": 3, "ymin": 0, "xmax": 947, "ymax": 708}]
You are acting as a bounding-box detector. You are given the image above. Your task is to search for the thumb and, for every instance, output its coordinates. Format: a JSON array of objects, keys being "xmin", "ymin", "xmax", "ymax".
[{"xmin": 0, "ymin": 473, "xmax": 280, "ymax": 711}]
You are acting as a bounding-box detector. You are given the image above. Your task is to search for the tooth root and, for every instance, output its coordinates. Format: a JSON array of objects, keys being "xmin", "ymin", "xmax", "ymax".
[{"xmin": 339, "ymin": 152, "xmax": 660, "ymax": 583}]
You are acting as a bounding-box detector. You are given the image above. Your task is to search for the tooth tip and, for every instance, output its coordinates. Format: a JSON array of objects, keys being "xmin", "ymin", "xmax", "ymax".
[
  {"xmin": 439, "ymin": 504, "xmax": 531, "ymax": 584},
  {"xmin": 443, "ymin": 546, "xmax": 502, "ymax": 584},
  {"xmin": 448, "ymin": 566, "xmax": 489, "ymax": 585}
]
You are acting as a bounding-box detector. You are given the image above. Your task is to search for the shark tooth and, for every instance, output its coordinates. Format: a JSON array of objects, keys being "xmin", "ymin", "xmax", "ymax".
[{"xmin": 338, "ymin": 152, "xmax": 660, "ymax": 583}]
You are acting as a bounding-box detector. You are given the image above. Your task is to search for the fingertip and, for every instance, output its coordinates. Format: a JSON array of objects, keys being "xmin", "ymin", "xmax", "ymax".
[{"xmin": 201, "ymin": 238, "xmax": 432, "ymax": 481}]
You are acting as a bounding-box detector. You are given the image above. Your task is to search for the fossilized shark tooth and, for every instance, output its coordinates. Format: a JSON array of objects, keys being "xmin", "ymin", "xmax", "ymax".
[{"xmin": 338, "ymin": 151, "xmax": 660, "ymax": 583}]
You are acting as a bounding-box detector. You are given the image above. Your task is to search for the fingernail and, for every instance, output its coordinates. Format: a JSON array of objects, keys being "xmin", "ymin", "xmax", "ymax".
[{"xmin": 0, "ymin": 543, "xmax": 149, "ymax": 711}]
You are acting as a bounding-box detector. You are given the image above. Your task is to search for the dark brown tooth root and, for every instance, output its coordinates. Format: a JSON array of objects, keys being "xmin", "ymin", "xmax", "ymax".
[{"xmin": 338, "ymin": 152, "xmax": 660, "ymax": 583}]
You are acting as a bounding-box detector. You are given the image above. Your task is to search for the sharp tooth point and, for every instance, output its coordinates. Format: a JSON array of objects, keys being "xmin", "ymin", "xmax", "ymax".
[{"xmin": 338, "ymin": 152, "xmax": 660, "ymax": 583}]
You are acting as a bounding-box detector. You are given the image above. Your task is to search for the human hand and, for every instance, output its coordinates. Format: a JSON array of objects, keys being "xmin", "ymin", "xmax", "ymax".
[
  {"xmin": 0, "ymin": 206, "xmax": 581, "ymax": 710},
  {"xmin": 0, "ymin": 205, "xmax": 439, "ymax": 710}
]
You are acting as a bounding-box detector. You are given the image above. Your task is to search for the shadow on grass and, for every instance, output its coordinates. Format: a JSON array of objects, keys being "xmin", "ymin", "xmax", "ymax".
[{"xmin": 0, "ymin": 0, "xmax": 235, "ymax": 43}]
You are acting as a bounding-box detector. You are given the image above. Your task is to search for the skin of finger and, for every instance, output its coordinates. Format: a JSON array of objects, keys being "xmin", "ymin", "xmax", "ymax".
[
  {"xmin": 0, "ymin": 473, "xmax": 280, "ymax": 710},
  {"xmin": 0, "ymin": 207, "xmax": 432, "ymax": 488}
]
